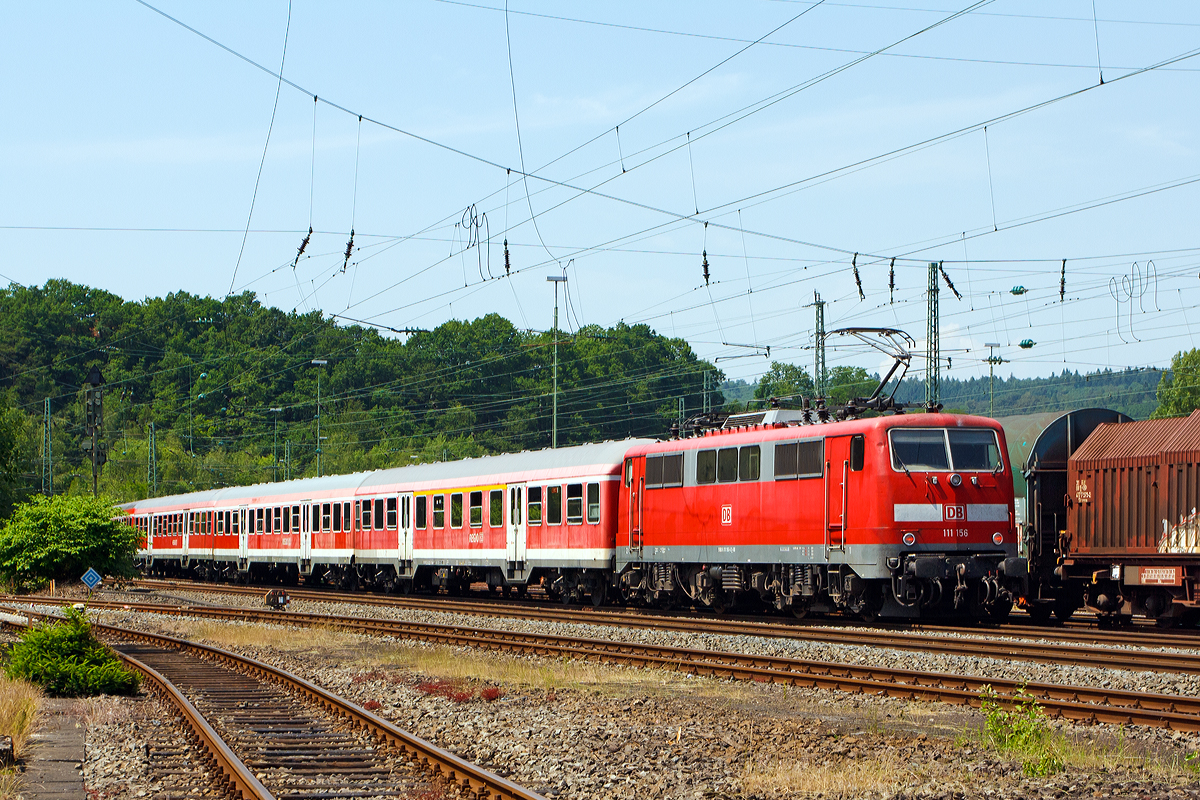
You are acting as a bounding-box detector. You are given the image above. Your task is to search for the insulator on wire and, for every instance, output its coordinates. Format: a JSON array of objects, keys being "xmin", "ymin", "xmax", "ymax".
[
  {"xmin": 889, "ymin": 257, "xmax": 895, "ymax": 304},
  {"xmin": 503, "ymin": 239, "xmax": 511, "ymax": 276},
  {"xmin": 939, "ymin": 262, "xmax": 962, "ymax": 300},
  {"xmin": 293, "ymin": 226, "xmax": 312, "ymax": 268},
  {"xmin": 341, "ymin": 229, "xmax": 355, "ymax": 274},
  {"xmin": 851, "ymin": 252, "xmax": 864, "ymax": 301},
  {"xmin": 1060, "ymin": 258, "xmax": 1066, "ymax": 302},
  {"xmin": 702, "ymin": 250, "xmax": 710, "ymax": 286}
]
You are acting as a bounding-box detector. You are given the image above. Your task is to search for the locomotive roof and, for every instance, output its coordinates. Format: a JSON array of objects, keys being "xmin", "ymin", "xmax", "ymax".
[{"xmin": 120, "ymin": 438, "xmax": 652, "ymax": 511}]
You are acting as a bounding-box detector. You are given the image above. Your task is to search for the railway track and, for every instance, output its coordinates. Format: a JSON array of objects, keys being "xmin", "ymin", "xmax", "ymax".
[
  {"xmin": 2, "ymin": 612, "xmax": 545, "ymax": 800},
  {"xmin": 13, "ymin": 596, "xmax": 1200, "ymax": 733},
  {"xmin": 97, "ymin": 579, "xmax": 1200, "ymax": 675}
]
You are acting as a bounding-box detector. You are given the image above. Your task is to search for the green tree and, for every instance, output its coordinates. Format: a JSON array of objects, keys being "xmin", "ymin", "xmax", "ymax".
[
  {"xmin": 826, "ymin": 366, "xmax": 875, "ymax": 405},
  {"xmin": 0, "ymin": 494, "xmax": 140, "ymax": 589},
  {"xmin": 0, "ymin": 404, "xmax": 29, "ymax": 520},
  {"xmin": 1152, "ymin": 349, "xmax": 1200, "ymax": 419},
  {"xmin": 754, "ymin": 362, "xmax": 815, "ymax": 401},
  {"xmin": 5, "ymin": 608, "xmax": 140, "ymax": 697}
]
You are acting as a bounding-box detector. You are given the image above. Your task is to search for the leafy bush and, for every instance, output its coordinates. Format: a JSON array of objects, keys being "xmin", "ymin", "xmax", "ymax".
[
  {"xmin": 0, "ymin": 494, "xmax": 139, "ymax": 590},
  {"xmin": 4, "ymin": 609, "xmax": 139, "ymax": 697},
  {"xmin": 979, "ymin": 684, "xmax": 1064, "ymax": 776}
]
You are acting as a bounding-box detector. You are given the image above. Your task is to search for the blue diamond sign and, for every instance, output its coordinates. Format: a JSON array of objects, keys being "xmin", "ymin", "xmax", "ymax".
[{"xmin": 81, "ymin": 568, "xmax": 102, "ymax": 590}]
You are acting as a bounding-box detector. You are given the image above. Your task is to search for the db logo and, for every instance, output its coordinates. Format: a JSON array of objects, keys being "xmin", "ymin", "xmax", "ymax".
[
  {"xmin": 721, "ymin": 505, "xmax": 733, "ymax": 525},
  {"xmin": 944, "ymin": 505, "xmax": 966, "ymax": 521}
]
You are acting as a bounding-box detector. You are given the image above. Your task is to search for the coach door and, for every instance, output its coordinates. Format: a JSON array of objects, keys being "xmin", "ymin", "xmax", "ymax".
[
  {"xmin": 507, "ymin": 483, "xmax": 526, "ymax": 570},
  {"xmin": 398, "ymin": 493, "xmax": 414, "ymax": 573},
  {"xmin": 237, "ymin": 506, "xmax": 249, "ymax": 561},
  {"xmin": 300, "ymin": 500, "xmax": 313, "ymax": 572}
]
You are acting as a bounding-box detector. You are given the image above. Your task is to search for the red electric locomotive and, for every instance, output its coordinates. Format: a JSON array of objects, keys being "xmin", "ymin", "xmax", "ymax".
[{"xmin": 609, "ymin": 410, "xmax": 1024, "ymax": 620}]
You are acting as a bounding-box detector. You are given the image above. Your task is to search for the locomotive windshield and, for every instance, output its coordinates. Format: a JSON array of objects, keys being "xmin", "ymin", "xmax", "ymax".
[{"xmin": 889, "ymin": 428, "xmax": 1002, "ymax": 472}]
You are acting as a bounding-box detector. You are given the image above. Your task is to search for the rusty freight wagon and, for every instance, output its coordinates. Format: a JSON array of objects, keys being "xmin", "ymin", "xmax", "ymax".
[{"xmin": 1064, "ymin": 410, "xmax": 1200, "ymax": 625}]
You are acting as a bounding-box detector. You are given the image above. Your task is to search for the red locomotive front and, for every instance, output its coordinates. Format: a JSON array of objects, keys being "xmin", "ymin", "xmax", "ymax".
[{"xmin": 616, "ymin": 412, "xmax": 1024, "ymax": 619}]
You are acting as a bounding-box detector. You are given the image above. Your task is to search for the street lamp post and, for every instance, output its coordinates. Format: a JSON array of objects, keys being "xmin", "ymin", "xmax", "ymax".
[
  {"xmin": 311, "ymin": 360, "xmax": 328, "ymax": 476},
  {"xmin": 269, "ymin": 407, "xmax": 283, "ymax": 481},
  {"xmin": 546, "ymin": 274, "xmax": 567, "ymax": 449}
]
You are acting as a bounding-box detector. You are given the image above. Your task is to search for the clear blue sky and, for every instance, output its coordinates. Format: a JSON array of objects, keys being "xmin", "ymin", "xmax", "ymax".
[{"xmin": 3, "ymin": 1, "xmax": 1199, "ymax": 387}]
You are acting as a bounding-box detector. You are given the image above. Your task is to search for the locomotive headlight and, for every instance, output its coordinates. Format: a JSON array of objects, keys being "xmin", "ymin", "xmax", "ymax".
[
  {"xmin": 902, "ymin": 532, "xmax": 916, "ymax": 546},
  {"xmin": 992, "ymin": 532, "xmax": 1004, "ymax": 545},
  {"xmin": 949, "ymin": 473, "xmax": 962, "ymax": 487}
]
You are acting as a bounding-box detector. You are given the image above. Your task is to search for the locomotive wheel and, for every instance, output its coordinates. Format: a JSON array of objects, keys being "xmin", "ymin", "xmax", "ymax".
[
  {"xmin": 591, "ymin": 582, "xmax": 607, "ymax": 608},
  {"xmin": 988, "ymin": 599, "xmax": 1013, "ymax": 622},
  {"xmin": 1053, "ymin": 600, "xmax": 1077, "ymax": 623},
  {"xmin": 791, "ymin": 606, "xmax": 809, "ymax": 620},
  {"xmin": 1027, "ymin": 604, "xmax": 1054, "ymax": 625}
]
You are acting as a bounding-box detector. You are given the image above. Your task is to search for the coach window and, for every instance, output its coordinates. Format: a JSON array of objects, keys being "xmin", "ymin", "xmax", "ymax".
[
  {"xmin": 739, "ymin": 445, "xmax": 761, "ymax": 481},
  {"xmin": 548, "ymin": 486, "xmax": 562, "ymax": 525},
  {"xmin": 354, "ymin": 500, "xmax": 361, "ymax": 530},
  {"xmin": 374, "ymin": 498, "xmax": 385, "ymax": 531},
  {"xmin": 567, "ymin": 484, "xmax": 583, "ymax": 524},
  {"xmin": 470, "ymin": 491, "xmax": 483, "ymax": 527},
  {"xmin": 342, "ymin": 502, "xmax": 351, "ymax": 532},
  {"xmin": 257, "ymin": 508, "xmax": 266, "ymax": 533},
  {"xmin": 321, "ymin": 503, "xmax": 331, "ymax": 532},
  {"xmin": 386, "ymin": 497, "xmax": 398, "ymax": 530},
  {"xmin": 490, "ymin": 490, "xmax": 503, "ymax": 527},
  {"xmin": 433, "ymin": 495, "xmax": 445, "ymax": 528},
  {"xmin": 361, "ymin": 500, "xmax": 372, "ymax": 530},
  {"xmin": 332, "ymin": 504, "xmax": 341, "ymax": 533},
  {"xmin": 282, "ymin": 507, "xmax": 290, "ymax": 533},
  {"xmin": 402, "ymin": 497, "xmax": 410, "ymax": 529},
  {"xmin": 451, "ymin": 493, "xmax": 464, "ymax": 528},
  {"xmin": 717, "ymin": 448, "xmax": 739, "ymax": 482},
  {"xmin": 850, "ymin": 435, "xmax": 865, "ymax": 471},
  {"xmin": 528, "ymin": 487, "xmax": 543, "ymax": 525},
  {"xmin": 291, "ymin": 506, "xmax": 300, "ymax": 532},
  {"xmin": 696, "ymin": 450, "xmax": 717, "ymax": 484},
  {"xmin": 587, "ymin": 483, "xmax": 601, "ymax": 524},
  {"xmin": 416, "ymin": 496, "xmax": 428, "ymax": 529},
  {"xmin": 311, "ymin": 504, "xmax": 320, "ymax": 532},
  {"xmin": 273, "ymin": 507, "xmax": 281, "ymax": 531},
  {"xmin": 216, "ymin": 513, "xmax": 224, "ymax": 534}
]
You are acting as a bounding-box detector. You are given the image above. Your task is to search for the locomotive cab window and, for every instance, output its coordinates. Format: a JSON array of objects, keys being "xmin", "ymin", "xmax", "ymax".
[
  {"xmin": 567, "ymin": 484, "xmax": 583, "ymax": 524},
  {"xmin": 528, "ymin": 487, "xmax": 542, "ymax": 525},
  {"xmin": 850, "ymin": 435, "xmax": 865, "ymax": 472},
  {"xmin": 587, "ymin": 483, "xmax": 600, "ymax": 524},
  {"xmin": 948, "ymin": 429, "xmax": 1002, "ymax": 471},
  {"xmin": 889, "ymin": 429, "xmax": 950, "ymax": 471}
]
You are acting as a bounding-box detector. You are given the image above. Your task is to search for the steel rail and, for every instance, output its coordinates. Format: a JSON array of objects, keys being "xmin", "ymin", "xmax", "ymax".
[
  {"xmin": 114, "ymin": 577, "xmax": 1200, "ymax": 650},
  {"xmin": 24, "ymin": 598, "xmax": 1200, "ymax": 732},
  {"xmin": 84, "ymin": 584, "xmax": 1200, "ymax": 675},
  {"xmin": 94, "ymin": 623, "xmax": 546, "ymax": 800}
]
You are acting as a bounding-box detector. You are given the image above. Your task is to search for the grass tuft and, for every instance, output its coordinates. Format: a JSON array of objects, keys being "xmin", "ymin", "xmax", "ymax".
[
  {"xmin": 741, "ymin": 756, "xmax": 904, "ymax": 797},
  {"xmin": 0, "ymin": 675, "xmax": 41, "ymax": 757}
]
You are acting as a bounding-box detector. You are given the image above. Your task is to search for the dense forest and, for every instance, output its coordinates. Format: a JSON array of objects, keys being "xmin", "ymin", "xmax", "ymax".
[
  {"xmin": 0, "ymin": 280, "xmax": 720, "ymax": 504},
  {"xmin": 0, "ymin": 279, "xmax": 1180, "ymax": 509}
]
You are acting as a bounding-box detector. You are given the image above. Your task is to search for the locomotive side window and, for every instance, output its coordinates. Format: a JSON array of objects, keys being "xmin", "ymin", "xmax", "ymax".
[
  {"xmin": 361, "ymin": 500, "xmax": 372, "ymax": 530},
  {"xmin": 625, "ymin": 458, "xmax": 633, "ymax": 487},
  {"xmin": 386, "ymin": 498, "xmax": 397, "ymax": 530},
  {"xmin": 948, "ymin": 429, "xmax": 1002, "ymax": 471},
  {"xmin": 451, "ymin": 493, "xmax": 464, "ymax": 528},
  {"xmin": 850, "ymin": 435, "xmax": 865, "ymax": 472},
  {"xmin": 645, "ymin": 455, "xmax": 663, "ymax": 487},
  {"xmin": 528, "ymin": 487, "xmax": 543, "ymax": 524},
  {"xmin": 374, "ymin": 499, "xmax": 385, "ymax": 531},
  {"xmin": 470, "ymin": 491, "xmax": 483, "ymax": 527},
  {"xmin": 696, "ymin": 450, "xmax": 717, "ymax": 484},
  {"xmin": 717, "ymin": 448, "xmax": 739, "ymax": 482},
  {"xmin": 490, "ymin": 490, "xmax": 503, "ymax": 527},
  {"xmin": 416, "ymin": 496, "xmax": 427, "ymax": 529},
  {"xmin": 739, "ymin": 446, "xmax": 761, "ymax": 481},
  {"xmin": 567, "ymin": 484, "xmax": 583, "ymax": 524},
  {"xmin": 889, "ymin": 429, "xmax": 950, "ymax": 471},
  {"xmin": 798, "ymin": 440, "xmax": 822, "ymax": 477},
  {"xmin": 433, "ymin": 495, "xmax": 445, "ymax": 528},
  {"xmin": 587, "ymin": 483, "xmax": 600, "ymax": 523},
  {"xmin": 548, "ymin": 486, "xmax": 562, "ymax": 525}
]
